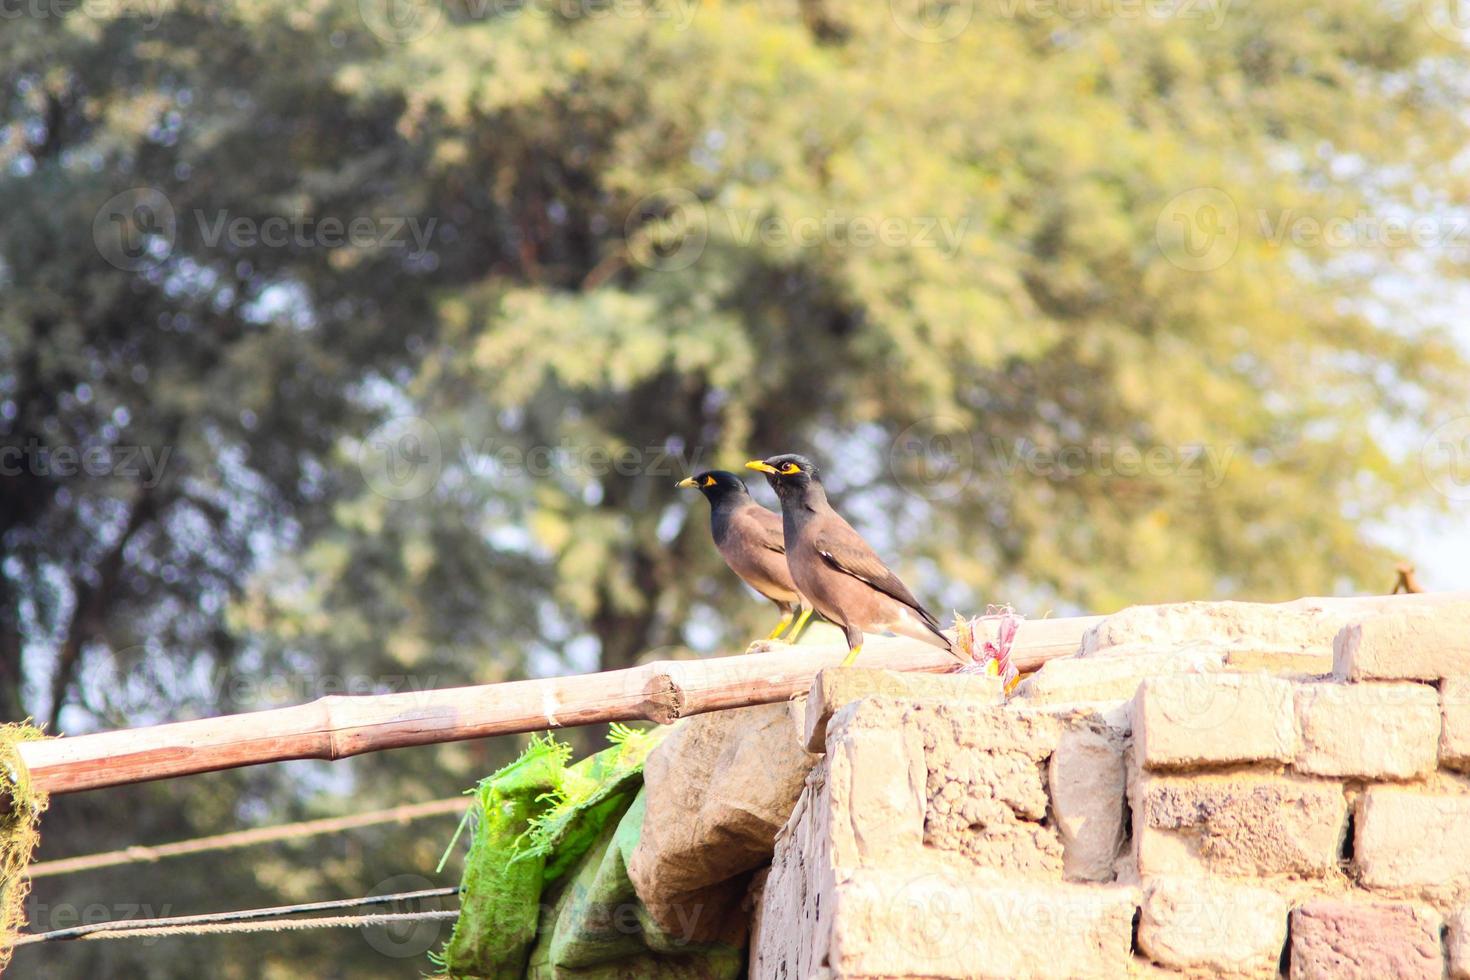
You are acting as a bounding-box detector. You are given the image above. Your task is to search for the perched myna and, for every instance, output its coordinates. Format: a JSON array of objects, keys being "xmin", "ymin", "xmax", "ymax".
[
  {"xmin": 677, "ymin": 470, "xmax": 815, "ymax": 642},
  {"xmin": 745, "ymin": 453, "xmax": 962, "ymax": 667}
]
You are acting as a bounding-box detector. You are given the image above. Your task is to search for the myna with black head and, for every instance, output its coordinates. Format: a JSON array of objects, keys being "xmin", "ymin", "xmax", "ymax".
[
  {"xmin": 677, "ymin": 470, "xmax": 815, "ymax": 642},
  {"xmin": 746, "ymin": 453, "xmax": 961, "ymax": 667}
]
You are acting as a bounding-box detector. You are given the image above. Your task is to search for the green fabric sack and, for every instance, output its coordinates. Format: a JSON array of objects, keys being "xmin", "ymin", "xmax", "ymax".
[
  {"xmin": 437, "ymin": 735, "xmax": 570, "ymax": 979},
  {"xmin": 438, "ymin": 726, "xmax": 681, "ymax": 980},
  {"xmin": 526, "ymin": 791, "xmax": 744, "ymax": 980}
]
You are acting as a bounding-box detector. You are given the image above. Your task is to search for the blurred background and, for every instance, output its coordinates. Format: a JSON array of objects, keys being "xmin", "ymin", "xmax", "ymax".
[{"xmin": 4, "ymin": 0, "xmax": 1470, "ymax": 974}]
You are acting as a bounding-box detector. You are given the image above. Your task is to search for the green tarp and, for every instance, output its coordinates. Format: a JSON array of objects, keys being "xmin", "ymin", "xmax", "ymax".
[{"xmin": 437, "ymin": 728, "xmax": 743, "ymax": 980}]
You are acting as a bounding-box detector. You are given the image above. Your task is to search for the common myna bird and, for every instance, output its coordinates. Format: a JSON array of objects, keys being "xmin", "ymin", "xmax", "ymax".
[
  {"xmin": 745, "ymin": 453, "xmax": 962, "ymax": 667},
  {"xmin": 677, "ymin": 470, "xmax": 815, "ymax": 642}
]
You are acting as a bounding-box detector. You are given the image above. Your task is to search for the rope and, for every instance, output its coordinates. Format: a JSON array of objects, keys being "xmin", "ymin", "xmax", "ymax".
[
  {"xmin": 29, "ymin": 797, "xmax": 467, "ymax": 878},
  {"xmin": 14, "ymin": 886, "xmax": 460, "ymax": 945},
  {"xmin": 17, "ymin": 910, "xmax": 461, "ymax": 944}
]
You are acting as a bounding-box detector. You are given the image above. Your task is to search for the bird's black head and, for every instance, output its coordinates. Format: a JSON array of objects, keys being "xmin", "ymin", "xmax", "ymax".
[
  {"xmin": 675, "ymin": 470, "xmax": 749, "ymax": 504},
  {"xmin": 744, "ymin": 453, "xmax": 819, "ymax": 499}
]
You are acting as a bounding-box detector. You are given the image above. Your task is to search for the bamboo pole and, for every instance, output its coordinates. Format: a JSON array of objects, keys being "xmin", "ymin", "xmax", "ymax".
[{"xmin": 16, "ymin": 615, "xmax": 1099, "ymax": 797}]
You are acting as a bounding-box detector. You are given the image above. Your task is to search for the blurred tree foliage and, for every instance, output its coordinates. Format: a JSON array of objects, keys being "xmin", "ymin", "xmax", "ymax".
[{"xmin": 3, "ymin": 0, "xmax": 1468, "ymax": 974}]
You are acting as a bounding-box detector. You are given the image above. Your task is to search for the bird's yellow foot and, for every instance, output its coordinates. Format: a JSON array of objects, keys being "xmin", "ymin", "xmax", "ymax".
[
  {"xmin": 786, "ymin": 607, "xmax": 815, "ymax": 643},
  {"xmin": 840, "ymin": 643, "xmax": 862, "ymax": 667},
  {"xmin": 766, "ymin": 614, "xmax": 795, "ymax": 641}
]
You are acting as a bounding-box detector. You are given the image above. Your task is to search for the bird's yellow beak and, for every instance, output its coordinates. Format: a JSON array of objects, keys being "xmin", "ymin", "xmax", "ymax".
[
  {"xmin": 745, "ymin": 460, "xmax": 777, "ymax": 474},
  {"xmin": 675, "ymin": 477, "xmax": 698, "ymax": 489}
]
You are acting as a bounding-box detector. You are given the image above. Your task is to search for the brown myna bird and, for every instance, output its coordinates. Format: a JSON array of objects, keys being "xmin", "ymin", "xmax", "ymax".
[
  {"xmin": 677, "ymin": 470, "xmax": 815, "ymax": 642},
  {"xmin": 746, "ymin": 453, "xmax": 962, "ymax": 667}
]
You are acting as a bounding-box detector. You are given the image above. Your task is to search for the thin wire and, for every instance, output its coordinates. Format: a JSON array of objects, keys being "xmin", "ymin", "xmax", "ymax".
[
  {"xmin": 15, "ymin": 887, "xmax": 460, "ymax": 945},
  {"xmin": 15, "ymin": 910, "xmax": 461, "ymax": 944},
  {"xmin": 29, "ymin": 797, "xmax": 468, "ymax": 878}
]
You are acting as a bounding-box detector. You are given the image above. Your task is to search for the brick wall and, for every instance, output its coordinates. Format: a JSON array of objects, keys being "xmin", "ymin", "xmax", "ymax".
[{"xmin": 752, "ymin": 598, "xmax": 1470, "ymax": 979}]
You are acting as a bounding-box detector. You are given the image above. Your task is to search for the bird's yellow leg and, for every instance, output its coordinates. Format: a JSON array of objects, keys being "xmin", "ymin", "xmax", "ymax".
[
  {"xmin": 786, "ymin": 607, "xmax": 815, "ymax": 643},
  {"xmin": 766, "ymin": 612, "xmax": 795, "ymax": 640},
  {"xmin": 840, "ymin": 643, "xmax": 862, "ymax": 667}
]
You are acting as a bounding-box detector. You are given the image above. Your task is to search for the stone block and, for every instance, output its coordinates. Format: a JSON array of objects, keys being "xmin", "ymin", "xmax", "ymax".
[
  {"xmin": 831, "ymin": 870, "xmax": 1138, "ymax": 979},
  {"xmin": 1135, "ymin": 673, "xmax": 1296, "ymax": 769},
  {"xmin": 1289, "ymin": 900, "xmax": 1443, "ymax": 980},
  {"xmin": 1020, "ymin": 646, "xmax": 1224, "ymax": 705},
  {"xmin": 1449, "ymin": 904, "xmax": 1470, "ymax": 980},
  {"xmin": 1049, "ymin": 722, "xmax": 1127, "ymax": 882},
  {"xmin": 802, "ymin": 667, "xmax": 1001, "ymax": 754},
  {"xmin": 1082, "ymin": 599, "xmax": 1352, "ymax": 655},
  {"xmin": 1134, "ymin": 770, "xmax": 1346, "ymax": 878},
  {"xmin": 1224, "ymin": 646, "xmax": 1334, "ymax": 675},
  {"xmin": 1293, "ymin": 681, "xmax": 1440, "ymax": 779},
  {"xmin": 1138, "ymin": 876, "xmax": 1288, "ymax": 976},
  {"xmin": 1354, "ymin": 783, "xmax": 1470, "ymax": 901},
  {"xmin": 1443, "ymin": 679, "xmax": 1470, "ymax": 773},
  {"xmin": 918, "ymin": 703, "xmax": 1064, "ymax": 877},
  {"xmin": 1333, "ymin": 607, "xmax": 1470, "ymax": 681}
]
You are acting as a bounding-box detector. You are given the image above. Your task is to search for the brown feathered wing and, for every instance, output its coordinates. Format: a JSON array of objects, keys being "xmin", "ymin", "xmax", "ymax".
[{"xmin": 813, "ymin": 524, "xmax": 942, "ymax": 631}]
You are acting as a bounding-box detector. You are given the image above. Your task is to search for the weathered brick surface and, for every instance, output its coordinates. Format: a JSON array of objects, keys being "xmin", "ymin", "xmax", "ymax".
[
  {"xmin": 802, "ymin": 667, "xmax": 1001, "ymax": 753},
  {"xmin": 1333, "ymin": 606, "xmax": 1470, "ymax": 681},
  {"xmin": 832, "ymin": 870, "xmax": 1138, "ymax": 979},
  {"xmin": 1135, "ymin": 673, "xmax": 1296, "ymax": 769},
  {"xmin": 1134, "ymin": 770, "xmax": 1346, "ymax": 878},
  {"xmin": 1020, "ymin": 645, "xmax": 1223, "ymax": 705},
  {"xmin": 1449, "ymin": 904, "xmax": 1470, "ymax": 980},
  {"xmin": 1444, "ymin": 679, "xmax": 1470, "ymax": 773},
  {"xmin": 1224, "ymin": 646, "xmax": 1334, "ymax": 675},
  {"xmin": 1082, "ymin": 599, "xmax": 1351, "ymax": 654},
  {"xmin": 1289, "ymin": 900, "xmax": 1444, "ymax": 980},
  {"xmin": 1355, "ymin": 783, "xmax": 1470, "ymax": 900},
  {"xmin": 1293, "ymin": 681, "xmax": 1440, "ymax": 779},
  {"xmin": 1138, "ymin": 876, "xmax": 1288, "ymax": 977},
  {"xmin": 1048, "ymin": 721, "xmax": 1126, "ymax": 882},
  {"xmin": 921, "ymin": 704, "xmax": 1065, "ymax": 877}
]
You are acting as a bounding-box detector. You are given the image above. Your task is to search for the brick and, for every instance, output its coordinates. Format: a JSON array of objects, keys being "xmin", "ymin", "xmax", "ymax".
[
  {"xmin": 1049, "ymin": 723, "xmax": 1127, "ymax": 882},
  {"xmin": 822, "ymin": 699, "xmax": 928, "ymax": 867},
  {"xmin": 1225, "ymin": 646, "xmax": 1334, "ymax": 675},
  {"xmin": 1289, "ymin": 900, "xmax": 1443, "ymax": 980},
  {"xmin": 802, "ymin": 667, "xmax": 1001, "ymax": 753},
  {"xmin": 1134, "ymin": 770, "xmax": 1346, "ymax": 878},
  {"xmin": 1333, "ymin": 607, "xmax": 1470, "ymax": 681},
  {"xmin": 1135, "ymin": 673, "xmax": 1296, "ymax": 768},
  {"xmin": 1355, "ymin": 784, "xmax": 1470, "ymax": 898},
  {"xmin": 1082, "ymin": 599, "xmax": 1351, "ymax": 654},
  {"xmin": 1293, "ymin": 682, "xmax": 1440, "ymax": 779},
  {"xmin": 1450, "ymin": 904, "xmax": 1470, "ymax": 980},
  {"xmin": 919, "ymin": 704, "xmax": 1065, "ymax": 878},
  {"xmin": 1021, "ymin": 646, "xmax": 1225, "ymax": 705},
  {"xmin": 1444, "ymin": 679, "xmax": 1470, "ymax": 773},
  {"xmin": 1139, "ymin": 876, "xmax": 1288, "ymax": 976},
  {"xmin": 831, "ymin": 870, "xmax": 1138, "ymax": 979}
]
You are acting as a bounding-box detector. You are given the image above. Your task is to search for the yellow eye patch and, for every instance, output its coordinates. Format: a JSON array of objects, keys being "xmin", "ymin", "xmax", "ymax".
[
  {"xmin": 779, "ymin": 462, "xmax": 801, "ymax": 475},
  {"xmin": 703, "ymin": 475, "xmax": 717, "ymax": 487}
]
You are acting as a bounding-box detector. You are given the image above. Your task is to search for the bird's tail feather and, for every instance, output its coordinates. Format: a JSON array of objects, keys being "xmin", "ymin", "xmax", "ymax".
[{"xmin": 891, "ymin": 616, "xmax": 967, "ymax": 663}]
